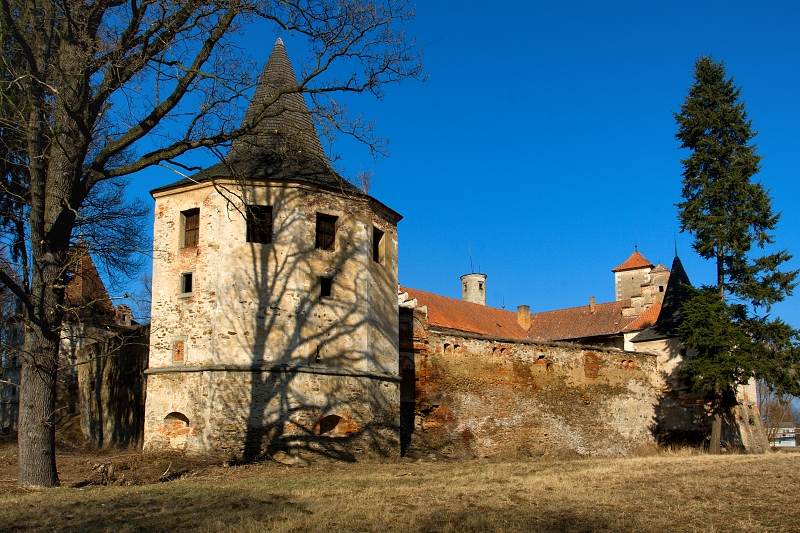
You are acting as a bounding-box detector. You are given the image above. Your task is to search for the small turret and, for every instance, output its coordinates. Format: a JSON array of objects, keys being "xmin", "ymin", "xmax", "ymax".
[{"xmin": 461, "ymin": 273, "xmax": 487, "ymax": 305}]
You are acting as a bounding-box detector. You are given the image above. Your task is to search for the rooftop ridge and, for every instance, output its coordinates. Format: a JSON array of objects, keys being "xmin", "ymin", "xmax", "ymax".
[{"xmin": 529, "ymin": 298, "xmax": 631, "ymax": 316}]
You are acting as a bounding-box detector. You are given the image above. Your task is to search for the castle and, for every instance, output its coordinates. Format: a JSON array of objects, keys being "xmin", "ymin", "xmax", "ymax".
[
  {"xmin": 143, "ymin": 39, "xmax": 401, "ymax": 458},
  {"xmin": 2, "ymin": 39, "xmax": 766, "ymax": 457},
  {"xmin": 140, "ymin": 39, "xmax": 767, "ymax": 458}
]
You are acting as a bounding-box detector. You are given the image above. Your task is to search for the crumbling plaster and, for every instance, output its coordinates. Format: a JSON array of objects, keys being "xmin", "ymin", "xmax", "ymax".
[
  {"xmin": 401, "ymin": 306, "xmax": 667, "ymax": 458},
  {"xmin": 144, "ymin": 179, "xmax": 401, "ymax": 457}
]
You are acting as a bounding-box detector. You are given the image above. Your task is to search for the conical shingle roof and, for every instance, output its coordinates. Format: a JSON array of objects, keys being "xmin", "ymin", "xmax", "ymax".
[
  {"xmin": 229, "ymin": 38, "xmax": 325, "ymax": 159},
  {"xmin": 152, "ymin": 39, "xmax": 358, "ymax": 195},
  {"xmin": 631, "ymin": 255, "xmax": 693, "ymax": 343}
]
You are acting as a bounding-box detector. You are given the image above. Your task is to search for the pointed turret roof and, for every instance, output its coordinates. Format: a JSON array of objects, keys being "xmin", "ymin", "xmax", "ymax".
[
  {"xmin": 612, "ymin": 250, "xmax": 654, "ymax": 272},
  {"xmin": 229, "ymin": 38, "xmax": 325, "ymax": 159},
  {"xmin": 152, "ymin": 39, "xmax": 358, "ymax": 195},
  {"xmin": 631, "ymin": 255, "xmax": 693, "ymax": 343}
]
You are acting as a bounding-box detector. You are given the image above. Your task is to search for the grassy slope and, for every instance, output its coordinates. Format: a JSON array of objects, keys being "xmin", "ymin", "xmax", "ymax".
[{"xmin": 2, "ymin": 452, "xmax": 799, "ymax": 532}]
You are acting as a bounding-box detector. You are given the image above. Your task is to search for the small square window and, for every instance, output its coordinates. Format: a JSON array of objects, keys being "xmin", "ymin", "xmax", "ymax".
[
  {"xmin": 180, "ymin": 272, "xmax": 194, "ymax": 295},
  {"xmin": 372, "ymin": 227, "xmax": 385, "ymax": 264},
  {"xmin": 320, "ymin": 277, "xmax": 332, "ymax": 298},
  {"xmin": 315, "ymin": 213, "xmax": 337, "ymax": 251},
  {"xmin": 182, "ymin": 208, "xmax": 200, "ymax": 248},
  {"xmin": 246, "ymin": 205, "xmax": 273, "ymax": 244},
  {"xmin": 659, "ymin": 285, "xmax": 664, "ymax": 292}
]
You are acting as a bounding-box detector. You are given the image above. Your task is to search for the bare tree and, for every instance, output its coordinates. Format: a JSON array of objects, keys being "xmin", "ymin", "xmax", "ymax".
[
  {"xmin": 757, "ymin": 381, "xmax": 798, "ymax": 444},
  {"xmin": 0, "ymin": 0, "xmax": 422, "ymax": 487},
  {"xmin": 352, "ymin": 168, "xmax": 374, "ymax": 194}
]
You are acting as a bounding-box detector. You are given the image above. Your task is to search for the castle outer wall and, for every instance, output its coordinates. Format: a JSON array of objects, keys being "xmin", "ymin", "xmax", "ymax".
[
  {"xmin": 400, "ymin": 307, "xmax": 663, "ymax": 458},
  {"xmin": 397, "ymin": 305, "xmax": 749, "ymax": 458},
  {"xmin": 144, "ymin": 179, "xmax": 401, "ymax": 459}
]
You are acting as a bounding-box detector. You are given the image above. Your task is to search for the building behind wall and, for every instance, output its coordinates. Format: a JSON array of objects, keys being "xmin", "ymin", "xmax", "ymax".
[
  {"xmin": 0, "ymin": 248, "xmax": 146, "ymax": 439},
  {"xmin": 0, "ymin": 313, "xmax": 22, "ymax": 432},
  {"xmin": 143, "ymin": 39, "xmax": 402, "ymax": 459},
  {"xmin": 398, "ymin": 249, "xmax": 768, "ymax": 457}
]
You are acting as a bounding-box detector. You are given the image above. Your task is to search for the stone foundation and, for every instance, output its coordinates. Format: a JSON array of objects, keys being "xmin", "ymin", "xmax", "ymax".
[{"xmin": 143, "ymin": 367, "xmax": 399, "ymax": 459}]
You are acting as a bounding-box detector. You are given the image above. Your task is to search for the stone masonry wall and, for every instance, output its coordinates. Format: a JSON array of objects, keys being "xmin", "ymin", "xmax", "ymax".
[
  {"xmin": 402, "ymin": 308, "xmax": 662, "ymax": 458},
  {"xmin": 77, "ymin": 325, "xmax": 149, "ymax": 448},
  {"xmin": 145, "ymin": 369, "xmax": 399, "ymax": 459},
  {"xmin": 145, "ymin": 179, "xmax": 401, "ymax": 458}
]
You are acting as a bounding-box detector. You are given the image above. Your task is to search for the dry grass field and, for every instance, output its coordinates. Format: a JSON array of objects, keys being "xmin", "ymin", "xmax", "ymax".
[{"xmin": 1, "ymin": 439, "xmax": 799, "ymax": 533}]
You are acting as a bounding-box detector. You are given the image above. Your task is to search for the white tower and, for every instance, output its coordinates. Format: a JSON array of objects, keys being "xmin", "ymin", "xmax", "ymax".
[{"xmin": 461, "ymin": 273, "xmax": 487, "ymax": 306}]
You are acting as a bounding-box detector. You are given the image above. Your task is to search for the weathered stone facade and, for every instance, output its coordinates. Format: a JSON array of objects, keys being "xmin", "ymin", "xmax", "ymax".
[
  {"xmin": 401, "ymin": 306, "xmax": 666, "ymax": 458},
  {"xmin": 613, "ymin": 250, "xmax": 669, "ymax": 309},
  {"xmin": 77, "ymin": 324, "xmax": 149, "ymax": 448},
  {"xmin": 0, "ymin": 330, "xmax": 21, "ymax": 432},
  {"xmin": 142, "ymin": 38, "xmax": 403, "ymax": 459},
  {"xmin": 399, "ymin": 304, "xmax": 768, "ymax": 457},
  {"xmin": 143, "ymin": 179, "xmax": 402, "ymax": 459}
]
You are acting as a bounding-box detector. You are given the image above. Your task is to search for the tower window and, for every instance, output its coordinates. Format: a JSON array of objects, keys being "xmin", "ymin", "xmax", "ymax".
[
  {"xmin": 182, "ymin": 208, "xmax": 200, "ymax": 248},
  {"xmin": 372, "ymin": 227, "xmax": 385, "ymax": 264},
  {"xmin": 320, "ymin": 277, "xmax": 333, "ymax": 298},
  {"xmin": 180, "ymin": 272, "xmax": 194, "ymax": 296},
  {"xmin": 478, "ymin": 282, "xmax": 483, "ymax": 291},
  {"xmin": 314, "ymin": 345, "xmax": 323, "ymax": 364},
  {"xmin": 246, "ymin": 205, "xmax": 273, "ymax": 244},
  {"xmin": 659, "ymin": 285, "xmax": 664, "ymax": 292},
  {"xmin": 315, "ymin": 213, "xmax": 337, "ymax": 251}
]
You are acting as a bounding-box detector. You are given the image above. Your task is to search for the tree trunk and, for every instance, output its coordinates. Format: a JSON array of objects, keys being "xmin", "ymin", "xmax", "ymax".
[
  {"xmin": 709, "ymin": 410, "xmax": 722, "ymax": 454},
  {"xmin": 17, "ymin": 333, "xmax": 60, "ymax": 486}
]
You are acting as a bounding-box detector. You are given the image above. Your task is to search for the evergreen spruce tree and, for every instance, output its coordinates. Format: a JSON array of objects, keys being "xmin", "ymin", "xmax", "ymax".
[{"xmin": 675, "ymin": 56, "xmax": 800, "ymax": 452}]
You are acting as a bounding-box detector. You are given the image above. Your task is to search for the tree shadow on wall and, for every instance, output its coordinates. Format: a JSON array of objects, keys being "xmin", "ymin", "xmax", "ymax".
[
  {"xmin": 650, "ymin": 344, "xmax": 715, "ymax": 449},
  {"xmin": 206, "ymin": 182, "xmax": 399, "ymax": 462}
]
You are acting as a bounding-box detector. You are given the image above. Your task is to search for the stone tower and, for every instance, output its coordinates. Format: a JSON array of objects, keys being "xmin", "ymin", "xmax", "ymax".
[
  {"xmin": 143, "ymin": 39, "xmax": 403, "ymax": 459},
  {"xmin": 460, "ymin": 273, "xmax": 487, "ymax": 305},
  {"xmin": 612, "ymin": 249, "xmax": 654, "ymax": 302}
]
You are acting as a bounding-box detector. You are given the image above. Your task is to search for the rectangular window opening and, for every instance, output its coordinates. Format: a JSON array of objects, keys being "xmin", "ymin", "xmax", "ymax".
[
  {"xmin": 246, "ymin": 205, "xmax": 273, "ymax": 244},
  {"xmin": 320, "ymin": 277, "xmax": 333, "ymax": 298},
  {"xmin": 315, "ymin": 213, "xmax": 338, "ymax": 251},
  {"xmin": 372, "ymin": 227, "xmax": 385, "ymax": 264},
  {"xmin": 182, "ymin": 208, "xmax": 200, "ymax": 248},
  {"xmin": 180, "ymin": 272, "xmax": 194, "ymax": 295}
]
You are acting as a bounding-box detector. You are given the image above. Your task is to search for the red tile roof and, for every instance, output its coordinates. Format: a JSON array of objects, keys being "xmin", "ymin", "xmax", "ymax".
[
  {"xmin": 401, "ymin": 287, "xmax": 661, "ymax": 342},
  {"xmin": 623, "ymin": 301, "xmax": 662, "ymax": 332},
  {"xmin": 65, "ymin": 248, "xmax": 115, "ymax": 318},
  {"xmin": 402, "ymin": 287, "xmax": 529, "ymax": 339},
  {"xmin": 527, "ymin": 300, "xmax": 636, "ymax": 341},
  {"xmin": 612, "ymin": 250, "xmax": 653, "ymax": 272}
]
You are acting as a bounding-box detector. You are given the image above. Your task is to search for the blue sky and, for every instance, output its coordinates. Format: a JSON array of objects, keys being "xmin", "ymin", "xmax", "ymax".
[{"xmin": 126, "ymin": 1, "xmax": 800, "ymax": 326}]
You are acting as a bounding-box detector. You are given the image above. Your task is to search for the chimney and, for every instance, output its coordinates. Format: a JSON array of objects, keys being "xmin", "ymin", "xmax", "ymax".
[
  {"xmin": 589, "ymin": 296, "xmax": 596, "ymax": 313},
  {"xmin": 517, "ymin": 305, "xmax": 531, "ymax": 330}
]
